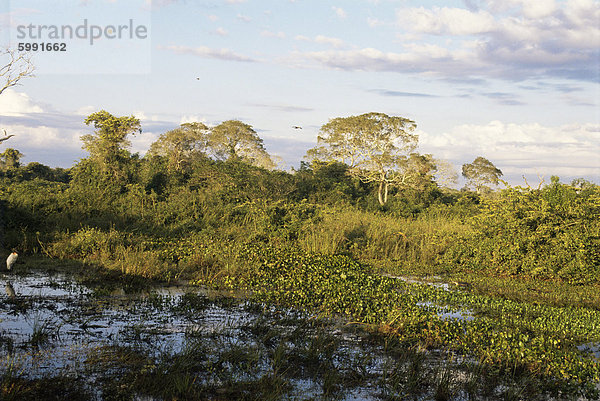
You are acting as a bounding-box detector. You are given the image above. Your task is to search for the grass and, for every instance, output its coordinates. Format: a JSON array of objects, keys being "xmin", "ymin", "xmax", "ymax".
[
  {"xmin": 455, "ymin": 273, "xmax": 600, "ymax": 310},
  {"xmin": 298, "ymin": 206, "xmax": 470, "ymax": 269},
  {"xmin": 28, "ymin": 315, "xmax": 56, "ymax": 347}
]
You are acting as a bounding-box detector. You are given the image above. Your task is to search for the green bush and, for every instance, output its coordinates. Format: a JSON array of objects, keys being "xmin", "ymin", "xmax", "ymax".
[{"xmin": 444, "ymin": 178, "xmax": 600, "ymax": 283}]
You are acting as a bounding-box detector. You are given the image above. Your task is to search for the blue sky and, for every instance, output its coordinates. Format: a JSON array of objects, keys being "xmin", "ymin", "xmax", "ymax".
[{"xmin": 1, "ymin": 0, "xmax": 599, "ymax": 185}]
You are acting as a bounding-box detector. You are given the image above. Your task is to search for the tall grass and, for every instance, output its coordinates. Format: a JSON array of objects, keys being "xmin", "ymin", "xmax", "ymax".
[
  {"xmin": 46, "ymin": 203, "xmax": 473, "ymax": 282},
  {"xmin": 298, "ymin": 206, "xmax": 471, "ymax": 272},
  {"xmin": 48, "ymin": 228, "xmax": 173, "ymax": 280}
]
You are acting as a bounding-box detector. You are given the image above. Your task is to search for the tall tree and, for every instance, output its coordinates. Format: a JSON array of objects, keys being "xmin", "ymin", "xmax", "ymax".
[
  {"xmin": 462, "ymin": 156, "xmax": 503, "ymax": 193},
  {"xmin": 0, "ymin": 148, "xmax": 23, "ymax": 170},
  {"xmin": 148, "ymin": 122, "xmax": 209, "ymax": 173},
  {"xmin": 207, "ymin": 120, "xmax": 275, "ymax": 169},
  {"xmin": 82, "ymin": 110, "xmax": 141, "ymax": 180},
  {"xmin": 306, "ymin": 112, "xmax": 419, "ymax": 205},
  {"xmin": 433, "ymin": 158, "xmax": 459, "ymax": 188}
]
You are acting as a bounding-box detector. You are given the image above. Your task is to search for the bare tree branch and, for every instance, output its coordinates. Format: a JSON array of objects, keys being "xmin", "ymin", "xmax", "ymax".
[
  {"xmin": 0, "ymin": 128, "xmax": 15, "ymax": 144},
  {"xmin": 1, "ymin": 47, "xmax": 35, "ymax": 96}
]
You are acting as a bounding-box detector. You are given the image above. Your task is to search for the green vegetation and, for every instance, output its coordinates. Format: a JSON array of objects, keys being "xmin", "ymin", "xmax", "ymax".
[
  {"xmin": 1, "ymin": 110, "xmax": 599, "ymax": 399},
  {"xmin": 306, "ymin": 112, "xmax": 421, "ymax": 205}
]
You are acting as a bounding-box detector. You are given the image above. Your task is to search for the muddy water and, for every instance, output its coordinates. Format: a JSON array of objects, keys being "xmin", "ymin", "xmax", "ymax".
[
  {"xmin": 2, "ymin": 269, "xmax": 553, "ymax": 401},
  {"xmin": 1, "ymin": 269, "xmax": 390, "ymax": 400},
  {"xmin": 1, "ymin": 271, "xmax": 250, "ymax": 372}
]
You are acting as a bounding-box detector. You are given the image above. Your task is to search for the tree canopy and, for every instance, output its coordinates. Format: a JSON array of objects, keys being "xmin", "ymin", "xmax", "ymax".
[
  {"xmin": 207, "ymin": 120, "xmax": 275, "ymax": 169},
  {"xmin": 462, "ymin": 156, "xmax": 503, "ymax": 193},
  {"xmin": 0, "ymin": 148, "xmax": 23, "ymax": 170},
  {"xmin": 82, "ymin": 110, "xmax": 141, "ymax": 180},
  {"xmin": 148, "ymin": 122, "xmax": 209, "ymax": 174},
  {"xmin": 306, "ymin": 112, "xmax": 423, "ymax": 205}
]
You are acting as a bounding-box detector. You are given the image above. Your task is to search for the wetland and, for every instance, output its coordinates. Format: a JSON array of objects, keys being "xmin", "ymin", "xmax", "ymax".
[
  {"xmin": 1, "ymin": 118, "xmax": 599, "ymax": 399},
  {"xmin": 1, "ymin": 256, "xmax": 599, "ymax": 400}
]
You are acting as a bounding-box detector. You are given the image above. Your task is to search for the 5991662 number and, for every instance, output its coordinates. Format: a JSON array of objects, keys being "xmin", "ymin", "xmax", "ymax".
[{"xmin": 18, "ymin": 42, "xmax": 67, "ymax": 52}]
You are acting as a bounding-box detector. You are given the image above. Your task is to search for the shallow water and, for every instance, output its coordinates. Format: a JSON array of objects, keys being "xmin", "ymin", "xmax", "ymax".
[
  {"xmin": 1, "ymin": 269, "xmax": 568, "ymax": 401},
  {"xmin": 383, "ymin": 274, "xmax": 451, "ymax": 291},
  {"xmin": 416, "ymin": 300, "xmax": 475, "ymax": 322},
  {"xmin": 0, "ymin": 269, "xmax": 387, "ymax": 400},
  {"xmin": 0, "ymin": 271, "xmax": 252, "ymax": 365}
]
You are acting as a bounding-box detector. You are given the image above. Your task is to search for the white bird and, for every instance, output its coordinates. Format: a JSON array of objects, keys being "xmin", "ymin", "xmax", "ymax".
[{"xmin": 6, "ymin": 252, "xmax": 18, "ymax": 271}]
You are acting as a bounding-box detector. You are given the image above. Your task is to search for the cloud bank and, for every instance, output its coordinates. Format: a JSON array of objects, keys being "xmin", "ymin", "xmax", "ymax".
[
  {"xmin": 419, "ymin": 121, "xmax": 600, "ymax": 182},
  {"xmin": 297, "ymin": 0, "xmax": 599, "ymax": 82}
]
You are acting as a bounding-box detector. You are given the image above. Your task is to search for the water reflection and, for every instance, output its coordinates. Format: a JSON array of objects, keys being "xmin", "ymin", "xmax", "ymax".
[
  {"xmin": 0, "ymin": 269, "xmax": 384, "ymax": 400},
  {"xmin": 5, "ymin": 281, "xmax": 15, "ymax": 298},
  {"xmin": 0, "ymin": 271, "xmax": 255, "ymax": 376}
]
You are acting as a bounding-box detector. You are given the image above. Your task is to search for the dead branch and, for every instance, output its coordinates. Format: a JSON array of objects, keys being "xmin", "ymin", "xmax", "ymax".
[{"xmin": 1, "ymin": 47, "xmax": 35, "ymax": 96}]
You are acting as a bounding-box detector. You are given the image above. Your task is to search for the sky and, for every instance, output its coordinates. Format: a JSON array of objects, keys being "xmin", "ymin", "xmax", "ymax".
[{"xmin": 0, "ymin": 0, "xmax": 599, "ymax": 186}]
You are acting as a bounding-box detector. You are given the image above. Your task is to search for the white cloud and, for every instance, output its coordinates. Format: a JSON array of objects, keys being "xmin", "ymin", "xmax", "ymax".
[
  {"xmin": 388, "ymin": 1, "xmax": 600, "ymax": 82},
  {"xmin": 296, "ymin": 45, "xmax": 483, "ymax": 78},
  {"xmin": 293, "ymin": 34, "xmax": 345, "ymax": 48},
  {"xmin": 367, "ymin": 17, "xmax": 385, "ymax": 27},
  {"xmin": 0, "ymin": 90, "xmax": 44, "ymax": 116},
  {"xmin": 419, "ymin": 121, "xmax": 600, "ymax": 182},
  {"xmin": 294, "ymin": 35, "xmax": 311, "ymax": 42},
  {"xmin": 214, "ymin": 27, "xmax": 228, "ymax": 36},
  {"xmin": 332, "ymin": 6, "xmax": 346, "ymax": 19},
  {"xmin": 398, "ymin": 7, "xmax": 496, "ymax": 35},
  {"xmin": 521, "ymin": 0, "xmax": 556, "ymax": 18},
  {"xmin": 261, "ymin": 30, "xmax": 286, "ymax": 39},
  {"xmin": 236, "ymin": 13, "xmax": 251, "ymax": 22},
  {"xmin": 486, "ymin": 0, "xmax": 557, "ymax": 18},
  {"xmin": 180, "ymin": 115, "xmax": 206, "ymax": 124},
  {"xmin": 1, "ymin": 123, "xmax": 83, "ymax": 153},
  {"xmin": 75, "ymin": 106, "xmax": 97, "ymax": 116},
  {"xmin": 133, "ymin": 111, "xmax": 147, "ymax": 121},
  {"xmin": 130, "ymin": 112, "xmax": 161, "ymax": 123},
  {"xmin": 207, "ymin": 14, "xmax": 218, "ymax": 22},
  {"xmin": 314, "ymin": 35, "xmax": 344, "ymax": 48},
  {"xmin": 162, "ymin": 45, "xmax": 256, "ymax": 63}
]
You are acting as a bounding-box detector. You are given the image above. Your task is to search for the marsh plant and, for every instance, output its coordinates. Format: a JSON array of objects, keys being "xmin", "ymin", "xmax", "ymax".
[
  {"xmin": 1, "ymin": 114, "xmax": 599, "ymax": 399},
  {"xmin": 27, "ymin": 314, "xmax": 59, "ymax": 347}
]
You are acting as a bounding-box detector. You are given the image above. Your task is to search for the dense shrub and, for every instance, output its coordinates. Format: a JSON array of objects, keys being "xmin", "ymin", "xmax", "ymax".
[{"xmin": 444, "ymin": 178, "xmax": 600, "ymax": 283}]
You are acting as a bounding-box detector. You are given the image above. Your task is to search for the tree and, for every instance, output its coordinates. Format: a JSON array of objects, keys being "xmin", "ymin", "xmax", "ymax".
[
  {"xmin": 1, "ymin": 47, "xmax": 34, "ymax": 96},
  {"xmin": 433, "ymin": 159, "xmax": 459, "ymax": 188},
  {"xmin": 306, "ymin": 112, "xmax": 419, "ymax": 205},
  {"xmin": 462, "ymin": 156, "xmax": 503, "ymax": 193},
  {"xmin": 148, "ymin": 122, "xmax": 209, "ymax": 173},
  {"xmin": 0, "ymin": 148, "xmax": 23, "ymax": 170},
  {"xmin": 207, "ymin": 120, "xmax": 275, "ymax": 169},
  {"xmin": 82, "ymin": 110, "xmax": 141, "ymax": 180},
  {"xmin": 1, "ymin": 47, "xmax": 35, "ymax": 144},
  {"xmin": 403, "ymin": 153, "xmax": 438, "ymax": 191}
]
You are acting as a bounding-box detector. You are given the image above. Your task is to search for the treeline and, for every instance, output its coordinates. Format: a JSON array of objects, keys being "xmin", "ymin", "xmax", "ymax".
[{"xmin": 0, "ymin": 111, "xmax": 598, "ymax": 283}]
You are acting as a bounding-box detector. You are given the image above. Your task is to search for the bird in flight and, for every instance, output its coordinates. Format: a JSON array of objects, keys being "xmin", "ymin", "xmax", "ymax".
[{"xmin": 292, "ymin": 126, "xmax": 302, "ymax": 129}]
